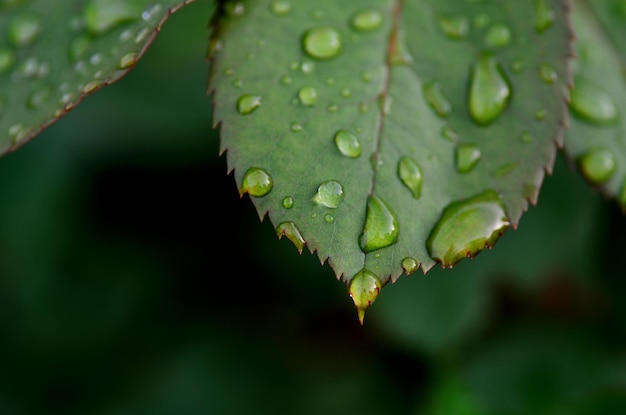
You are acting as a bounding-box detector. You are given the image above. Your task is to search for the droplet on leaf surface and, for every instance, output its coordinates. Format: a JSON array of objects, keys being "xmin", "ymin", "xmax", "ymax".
[
  {"xmin": 241, "ymin": 167, "xmax": 273, "ymax": 197},
  {"xmin": 455, "ymin": 144, "xmax": 482, "ymax": 173},
  {"xmin": 570, "ymin": 77, "xmax": 618, "ymax": 125},
  {"xmin": 8, "ymin": 12, "xmax": 43, "ymax": 48},
  {"xmin": 468, "ymin": 53, "xmax": 511, "ymax": 125},
  {"xmin": 350, "ymin": 9, "xmax": 383, "ymax": 32},
  {"xmin": 397, "ymin": 156, "xmax": 423, "ymax": 199},
  {"xmin": 334, "ymin": 130, "xmax": 361, "ymax": 158},
  {"xmin": 313, "ymin": 180, "xmax": 344, "ymax": 208},
  {"xmin": 359, "ymin": 196, "xmax": 399, "ymax": 253},
  {"xmin": 302, "ymin": 26, "xmax": 342, "ymax": 60},
  {"xmin": 579, "ymin": 148, "xmax": 616, "ymax": 184},
  {"xmin": 237, "ymin": 94, "xmax": 262, "ymax": 115}
]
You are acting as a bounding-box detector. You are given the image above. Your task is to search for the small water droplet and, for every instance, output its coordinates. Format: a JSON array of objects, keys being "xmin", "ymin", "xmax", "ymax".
[
  {"xmin": 520, "ymin": 131, "xmax": 533, "ymax": 143},
  {"xmin": 397, "ymin": 156, "xmax": 423, "ymax": 199},
  {"xmin": 579, "ymin": 148, "xmax": 616, "ymax": 184},
  {"xmin": 232, "ymin": 79, "xmax": 243, "ymax": 88},
  {"xmin": 276, "ymin": 221, "xmax": 305, "ymax": 253},
  {"xmin": 401, "ymin": 257, "xmax": 418, "ymax": 275},
  {"xmin": 510, "ymin": 57, "xmax": 525, "ymax": 73},
  {"xmin": 441, "ymin": 125, "xmax": 458, "ymax": 142},
  {"xmin": 427, "ymin": 190, "xmax": 510, "ymax": 267},
  {"xmin": 83, "ymin": 0, "xmax": 142, "ymax": 35},
  {"xmin": 290, "ymin": 122, "xmax": 303, "ymax": 132},
  {"xmin": 539, "ymin": 62, "xmax": 558, "ymax": 84},
  {"xmin": 270, "ymin": 0, "xmax": 291, "ymax": 16},
  {"xmin": 535, "ymin": 0, "xmax": 555, "ymax": 33},
  {"xmin": 311, "ymin": 9, "xmax": 325, "ymax": 20},
  {"xmin": 492, "ymin": 162, "xmax": 519, "ymax": 177},
  {"xmin": 360, "ymin": 196, "xmax": 399, "ymax": 253},
  {"xmin": 437, "ymin": 14, "xmax": 470, "ymax": 39},
  {"xmin": 237, "ymin": 94, "xmax": 261, "ymax": 115},
  {"xmin": 83, "ymin": 80, "xmax": 104, "ymax": 94},
  {"xmin": 535, "ymin": 108, "xmax": 547, "ymax": 120},
  {"xmin": 313, "ymin": 180, "xmax": 344, "ymax": 208},
  {"xmin": 350, "ymin": 9, "xmax": 383, "ymax": 32},
  {"xmin": 484, "ymin": 23, "xmax": 511, "ymax": 48},
  {"xmin": 424, "ymin": 81, "xmax": 452, "ymax": 118},
  {"xmin": 89, "ymin": 53, "xmax": 103, "ymax": 66},
  {"xmin": 27, "ymin": 85, "xmax": 52, "ymax": 109},
  {"xmin": 117, "ymin": 52, "xmax": 137, "ymax": 69},
  {"xmin": 302, "ymin": 26, "xmax": 342, "ymax": 60},
  {"xmin": 339, "ymin": 88, "xmax": 352, "ymax": 98},
  {"xmin": 298, "ymin": 86, "xmax": 318, "ymax": 106},
  {"xmin": 0, "ymin": 46, "xmax": 16, "ymax": 73},
  {"xmin": 282, "ymin": 196, "xmax": 294, "ymax": 209},
  {"xmin": 469, "ymin": 53, "xmax": 511, "ymax": 125},
  {"xmin": 141, "ymin": 3, "xmax": 162, "ymax": 21},
  {"xmin": 280, "ymin": 74, "xmax": 292, "ymax": 85},
  {"xmin": 358, "ymin": 102, "xmax": 369, "ymax": 113},
  {"xmin": 301, "ymin": 61, "xmax": 315, "ymax": 74},
  {"xmin": 334, "ymin": 130, "xmax": 361, "ymax": 158},
  {"xmin": 135, "ymin": 27, "xmax": 151, "ymax": 44},
  {"xmin": 570, "ymin": 77, "xmax": 618, "ymax": 125},
  {"xmin": 8, "ymin": 12, "xmax": 42, "ymax": 48},
  {"xmin": 473, "ymin": 13, "xmax": 490, "ymax": 29},
  {"xmin": 324, "ymin": 214, "xmax": 335, "ymax": 223},
  {"xmin": 325, "ymin": 77, "xmax": 335, "ymax": 86},
  {"xmin": 361, "ymin": 71, "xmax": 372, "ymax": 83},
  {"xmin": 327, "ymin": 104, "xmax": 339, "ymax": 112},
  {"xmin": 455, "ymin": 144, "xmax": 482, "ymax": 173},
  {"xmin": 224, "ymin": 1, "xmax": 245, "ymax": 16},
  {"xmin": 349, "ymin": 269, "xmax": 381, "ymax": 325},
  {"xmin": 241, "ymin": 167, "xmax": 273, "ymax": 197}
]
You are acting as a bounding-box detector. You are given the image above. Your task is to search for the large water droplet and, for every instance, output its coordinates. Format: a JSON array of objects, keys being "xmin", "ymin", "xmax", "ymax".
[
  {"xmin": 8, "ymin": 12, "xmax": 43, "ymax": 48},
  {"xmin": 302, "ymin": 26, "xmax": 342, "ymax": 60},
  {"xmin": 534, "ymin": 0, "xmax": 555, "ymax": 33},
  {"xmin": 397, "ymin": 156, "xmax": 423, "ymax": 199},
  {"xmin": 240, "ymin": 167, "xmax": 273, "ymax": 197},
  {"xmin": 313, "ymin": 180, "xmax": 344, "ymax": 208},
  {"xmin": 427, "ymin": 190, "xmax": 510, "ymax": 267},
  {"xmin": 0, "ymin": 46, "xmax": 16, "ymax": 73},
  {"xmin": 424, "ymin": 81, "xmax": 452, "ymax": 118},
  {"xmin": 570, "ymin": 77, "xmax": 618, "ymax": 125},
  {"xmin": 83, "ymin": 0, "xmax": 142, "ymax": 35},
  {"xmin": 455, "ymin": 144, "xmax": 482, "ymax": 173},
  {"xmin": 401, "ymin": 257, "xmax": 418, "ymax": 275},
  {"xmin": 484, "ymin": 23, "xmax": 511, "ymax": 48},
  {"xmin": 298, "ymin": 86, "xmax": 318, "ymax": 106},
  {"xmin": 469, "ymin": 53, "xmax": 511, "ymax": 125},
  {"xmin": 350, "ymin": 9, "xmax": 383, "ymax": 32},
  {"xmin": 579, "ymin": 148, "xmax": 616, "ymax": 184},
  {"xmin": 359, "ymin": 196, "xmax": 399, "ymax": 253},
  {"xmin": 348, "ymin": 269, "xmax": 381, "ymax": 325},
  {"xmin": 237, "ymin": 94, "xmax": 261, "ymax": 115},
  {"xmin": 276, "ymin": 221, "xmax": 305, "ymax": 253},
  {"xmin": 270, "ymin": 0, "xmax": 291, "ymax": 16},
  {"xmin": 334, "ymin": 130, "xmax": 361, "ymax": 158},
  {"xmin": 437, "ymin": 14, "xmax": 470, "ymax": 39}
]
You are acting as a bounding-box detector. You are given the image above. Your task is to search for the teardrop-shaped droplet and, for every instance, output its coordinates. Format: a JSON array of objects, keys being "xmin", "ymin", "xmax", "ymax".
[
  {"xmin": 484, "ymin": 23, "xmax": 511, "ymax": 48},
  {"xmin": 401, "ymin": 257, "xmax": 418, "ymax": 275},
  {"xmin": 237, "ymin": 94, "xmax": 261, "ymax": 115},
  {"xmin": 437, "ymin": 14, "xmax": 470, "ymax": 39},
  {"xmin": 579, "ymin": 148, "xmax": 616, "ymax": 184},
  {"xmin": 269, "ymin": 0, "xmax": 291, "ymax": 16},
  {"xmin": 469, "ymin": 53, "xmax": 511, "ymax": 125},
  {"xmin": 539, "ymin": 63, "xmax": 558, "ymax": 84},
  {"xmin": 334, "ymin": 130, "xmax": 361, "ymax": 158},
  {"xmin": 0, "ymin": 46, "xmax": 16, "ymax": 73},
  {"xmin": 298, "ymin": 86, "xmax": 318, "ymax": 106},
  {"xmin": 117, "ymin": 52, "xmax": 137, "ymax": 69},
  {"xmin": 570, "ymin": 77, "xmax": 618, "ymax": 125},
  {"xmin": 455, "ymin": 144, "xmax": 482, "ymax": 173},
  {"xmin": 427, "ymin": 190, "xmax": 510, "ymax": 268},
  {"xmin": 397, "ymin": 156, "xmax": 423, "ymax": 199},
  {"xmin": 8, "ymin": 12, "xmax": 42, "ymax": 48},
  {"xmin": 534, "ymin": 0, "xmax": 555, "ymax": 33},
  {"xmin": 302, "ymin": 26, "xmax": 342, "ymax": 60},
  {"xmin": 350, "ymin": 9, "xmax": 383, "ymax": 32},
  {"xmin": 424, "ymin": 81, "xmax": 452, "ymax": 118},
  {"xmin": 83, "ymin": 0, "xmax": 142, "ymax": 35},
  {"xmin": 240, "ymin": 167, "xmax": 273, "ymax": 197},
  {"xmin": 313, "ymin": 180, "xmax": 344, "ymax": 208},
  {"xmin": 276, "ymin": 221, "xmax": 305, "ymax": 253},
  {"xmin": 348, "ymin": 269, "xmax": 381, "ymax": 325},
  {"xmin": 359, "ymin": 196, "xmax": 399, "ymax": 253}
]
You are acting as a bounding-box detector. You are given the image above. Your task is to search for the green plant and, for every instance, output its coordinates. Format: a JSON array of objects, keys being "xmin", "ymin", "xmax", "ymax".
[{"xmin": 1, "ymin": 0, "xmax": 624, "ymax": 324}]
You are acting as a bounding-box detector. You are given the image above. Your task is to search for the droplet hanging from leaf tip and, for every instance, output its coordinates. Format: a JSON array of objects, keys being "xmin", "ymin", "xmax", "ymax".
[{"xmin": 348, "ymin": 269, "xmax": 381, "ymax": 325}]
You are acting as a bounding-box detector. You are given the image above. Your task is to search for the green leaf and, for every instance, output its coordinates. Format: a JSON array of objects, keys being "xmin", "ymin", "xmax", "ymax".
[
  {"xmin": 208, "ymin": 0, "xmax": 572, "ymax": 314},
  {"xmin": 563, "ymin": 0, "xmax": 626, "ymax": 211},
  {"xmin": 0, "ymin": 0, "xmax": 196, "ymax": 154}
]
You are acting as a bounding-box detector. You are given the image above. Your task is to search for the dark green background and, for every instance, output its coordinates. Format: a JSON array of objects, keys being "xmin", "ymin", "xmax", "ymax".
[{"xmin": 1, "ymin": 1, "xmax": 625, "ymax": 413}]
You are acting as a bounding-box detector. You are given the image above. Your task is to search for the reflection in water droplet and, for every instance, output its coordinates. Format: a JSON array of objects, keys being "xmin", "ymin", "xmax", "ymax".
[
  {"xmin": 401, "ymin": 257, "xmax": 418, "ymax": 275},
  {"xmin": 8, "ymin": 12, "xmax": 42, "ymax": 48},
  {"xmin": 535, "ymin": 0, "xmax": 555, "ymax": 33},
  {"xmin": 359, "ymin": 196, "xmax": 399, "ymax": 253},
  {"xmin": 350, "ymin": 9, "xmax": 383, "ymax": 32},
  {"xmin": 282, "ymin": 196, "xmax": 294, "ymax": 209},
  {"xmin": 427, "ymin": 190, "xmax": 510, "ymax": 267},
  {"xmin": 83, "ymin": 0, "xmax": 142, "ymax": 35},
  {"xmin": 270, "ymin": 0, "xmax": 292, "ymax": 16},
  {"xmin": 117, "ymin": 52, "xmax": 138, "ymax": 69},
  {"xmin": 539, "ymin": 63, "xmax": 558, "ymax": 84},
  {"xmin": 579, "ymin": 148, "xmax": 616, "ymax": 184},
  {"xmin": 397, "ymin": 156, "xmax": 423, "ymax": 199},
  {"xmin": 313, "ymin": 180, "xmax": 344, "ymax": 208},
  {"xmin": 349, "ymin": 269, "xmax": 381, "ymax": 325},
  {"xmin": 241, "ymin": 167, "xmax": 273, "ymax": 197},
  {"xmin": 237, "ymin": 94, "xmax": 261, "ymax": 115},
  {"xmin": 570, "ymin": 77, "xmax": 618, "ymax": 125},
  {"xmin": 437, "ymin": 14, "xmax": 470, "ymax": 39},
  {"xmin": 0, "ymin": 46, "xmax": 16, "ymax": 73},
  {"xmin": 424, "ymin": 81, "xmax": 452, "ymax": 118},
  {"xmin": 298, "ymin": 86, "xmax": 318, "ymax": 106},
  {"xmin": 469, "ymin": 54, "xmax": 511, "ymax": 125},
  {"xmin": 276, "ymin": 221, "xmax": 305, "ymax": 253},
  {"xmin": 484, "ymin": 23, "xmax": 511, "ymax": 48},
  {"xmin": 302, "ymin": 26, "xmax": 342, "ymax": 60},
  {"xmin": 456, "ymin": 144, "xmax": 482, "ymax": 173},
  {"xmin": 334, "ymin": 130, "xmax": 361, "ymax": 158}
]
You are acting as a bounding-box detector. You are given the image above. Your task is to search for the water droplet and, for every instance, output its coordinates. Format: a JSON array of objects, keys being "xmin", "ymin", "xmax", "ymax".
[
  {"xmin": 313, "ymin": 180, "xmax": 344, "ymax": 208},
  {"xmin": 361, "ymin": 71, "xmax": 372, "ymax": 82},
  {"xmin": 282, "ymin": 196, "xmax": 294, "ymax": 209},
  {"xmin": 27, "ymin": 85, "xmax": 52, "ymax": 109},
  {"xmin": 520, "ymin": 131, "xmax": 533, "ymax": 143},
  {"xmin": 469, "ymin": 53, "xmax": 511, "ymax": 125},
  {"xmin": 89, "ymin": 53, "xmax": 103, "ymax": 66},
  {"xmin": 334, "ymin": 130, "xmax": 361, "ymax": 158},
  {"xmin": 0, "ymin": 46, "xmax": 16, "ymax": 73},
  {"xmin": 570, "ymin": 77, "xmax": 618, "ymax": 125},
  {"xmin": 437, "ymin": 14, "xmax": 470, "ymax": 39},
  {"xmin": 327, "ymin": 104, "xmax": 339, "ymax": 113},
  {"xmin": 270, "ymin": 0, "xmax": 291, "ymax": 16},
  {"xmin": 401, "ymin": 257, "xmax": 418, "ymax": 275},
  {"xmin": 324, "ymin": 214, "xmax": 335, "ymax": 223},
  {"xmin": 359, "ymin": 196, "xmax": 399, "ymax": 253},
  {"xmin": 427, "ymin": 190, "xmax": 510, "ymax": 267},
  {"xmin": 424, "ymin": 81, "xmax": 452, "ymax": 118},
  {"xmin": 290, "ymin": 122, "xmax": 302, "ymax": 132},
  {"xmin": 484, "ymin": 23, "xmax": 511, "ymax": 48},
  {"xmin": 69, "ymin": 34, "xmax": 91, "ymax": 62},
  {"xmin": 8, "ymin": 12, "xmax": 42, "ymax": 48},
  {"xmin": 535, "ymin": 108, "xmax": 547, "ymax": 120},
  {"xmin": 83, "ymin": 80, "xmax": 104, "ymax": 94},
  {"xmin": 302, "ymin": 26, "xmax": 342, "ymax": 60},
  {"xmin": 298, "ymin": 86, "xmax": 318, "ymax": 106},
  {"xmin": 117, "ymin": 52, "xmax": 137, "ymax": 69},
  {"xmin": 492, "ymin": 162, "xmax": 519, "ymax": 177},
  {"xmin": 237, "ymin": 94, "xmax": 261, "ymax": 115},
  {"xmin": 539, "ymin": 62, "xmax": 558, "ymax": 84},
  {"xmin": 350, "ymin": 9, "xmax": 383, "ymax": 32},
  {"xmin": 325, "ymin": 77, "xmax": 335, "ymax": 86},
  {"xmin": 232, "ymin": 79, "xmax": 243, "ymax": 88},
  {"xmin": 276, "ymin": 221, "xmax": 305, "ymax": 253},
  {"xmin": 311, "ymin": 9, "xmax": 325, "ymax": 20},
  {"xmin": 473, "ymin": 13, "xmax": 490, "ymax": 29},
  {"xmin": 134, "ymin": 27, "xmax": 151, "ymax": 44},
  {"xmin": 441, "ymin": 125, "xmax": 458, "ymax": 142},
  {"xmin": 397, "ymin": 156, "xmax": 423, "ymax": 199},
  {"xmin": 510, "ymin": 57, "xmax": 525, "ymax": 73},
  {"xmin": 241, "ymin": 167, "xmax": 273, "ymax": 197},
  {"xmin": 349, "ymin": 269, "xmax": 381, "ymax": 325},
  {"xmin": 579, "ymin": 148, "xmax": 616, "ymax": 184},
  {"xmin": 301, "ymin": 61, "xmax": 315, "ymax": 74},
  {"xmin": 358, "ymin": 102, "xmax": 369, "ymax": 113},
  {"xmin": 340, "ymin": 88, "xmax": 352, "ymax": 98},
  {"xmin": 535, "ymin": 0, "xmax": 555, "ymax": 33},
  {"xmin": 83, "ymin": 0, "xmax": 142, "ymax": 35},
  {"xmin": 280, "ymin": 74, "xmax": 292, "ymax": 85},
  {"xmin": 141, "ymin": 3, "xmax": 162, "ymax": 21},
  {"xmin": 224, "ymin": 1, "xmax": 245, "ymax": 16},
  {"xmin": 455, "ymin": 144, "xmax": 482, "ymax": 173}
]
